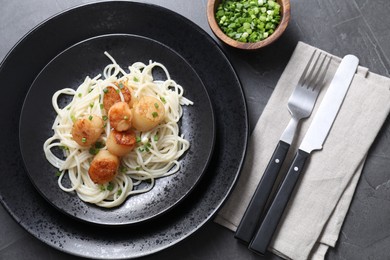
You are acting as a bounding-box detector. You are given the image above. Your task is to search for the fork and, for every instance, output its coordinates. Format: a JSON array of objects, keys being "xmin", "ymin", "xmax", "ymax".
[{"xmin": 234, "ymin": 50, "xmax": 331, "ymax": 244}]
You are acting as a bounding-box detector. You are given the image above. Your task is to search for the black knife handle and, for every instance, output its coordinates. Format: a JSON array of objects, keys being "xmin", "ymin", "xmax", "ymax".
[
  {"xmin": 249, "ymin": 149, "xmax": 310, "ymax": 255},
  {"xmin": 235, "ymin": 140, "xmax": 290, "ymax": 244}
]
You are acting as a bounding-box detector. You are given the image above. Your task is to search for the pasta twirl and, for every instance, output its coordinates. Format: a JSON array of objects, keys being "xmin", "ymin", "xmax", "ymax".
[{"xmin": 43, "ymin": 52, "xmax": 193, "ymax": 208}]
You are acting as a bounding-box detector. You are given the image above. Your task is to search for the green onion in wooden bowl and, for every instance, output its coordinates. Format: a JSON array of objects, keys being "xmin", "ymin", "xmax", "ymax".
[{"xmin": 207, "ymin": 0, "xmax": 290, "ymax": 50}]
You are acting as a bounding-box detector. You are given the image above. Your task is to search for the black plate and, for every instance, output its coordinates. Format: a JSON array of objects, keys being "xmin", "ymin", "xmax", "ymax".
[
  {"xmin": 0, "ymin": 1, "xmax": 248, "ymax": 258},
  {"xmin": 19, "ymin": 34, "xmax": 215, "ymax": 225}
]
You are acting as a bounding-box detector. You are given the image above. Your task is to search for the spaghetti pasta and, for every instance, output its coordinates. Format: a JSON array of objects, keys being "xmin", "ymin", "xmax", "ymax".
[{"xmin": 43, "ymin": 52, "xmax": 193, "ymax": 208}]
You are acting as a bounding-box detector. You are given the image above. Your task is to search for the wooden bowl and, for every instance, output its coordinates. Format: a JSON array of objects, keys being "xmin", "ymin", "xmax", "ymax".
[{"xmin": 207, "ymin": 0, "xmax": 291, "ymax": 50}]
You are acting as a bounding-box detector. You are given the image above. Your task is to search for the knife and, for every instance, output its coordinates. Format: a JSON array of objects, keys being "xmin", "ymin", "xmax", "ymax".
[{"xmin": 248, "ymin": 54, "xmax": 359, "ymax": 255}]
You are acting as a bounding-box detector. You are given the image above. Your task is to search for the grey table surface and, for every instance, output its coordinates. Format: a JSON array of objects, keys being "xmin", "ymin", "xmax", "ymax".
[{"xmin": 1, "ymin": 0, "xmax": 390, "ymax": 259}]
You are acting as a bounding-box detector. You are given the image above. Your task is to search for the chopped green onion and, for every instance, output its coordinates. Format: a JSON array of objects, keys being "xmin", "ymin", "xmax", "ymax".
[
  {"xmin": 120, "ymin": 166, "xmax": 128, "ymax": 173},
  {"xmin": 152, "ymin": 112, "xmax": 158, "ymax": 118},
  {"xmin": 107, "ymin": 182, "xmax": 114, "ymax": 191},
  {"xmin": 89, "ymin": 141, "xmax": 105, "ymax": 155},
  {"xmin": 133, "ymin": 77, "xmax": 139, "ymax": 82},
  {"xmin": 153, "ymin": 135, "xmax": 159, "ymax": 141},
  {"xmin": 160, "ymin": 97, "xmax": 166, "ymax": 104},
  {"xmin": 117, "ymin": 189, "xmax": 122, "ymax": 196},
  {"xmin": 95, "ymin": 141, "xmax": 105, "ymax": 149},
  {"xmin": 89, "ymin": 103, "xmax": 94, "ymax": 108},
  {"xmin": 99, "ymin": 185, "xmax": 106, "ymax": 191},
  {"xmin": 100, "ymin": 104, "xmax": 104, "ymax": 109},
  {"xmin": 102, "ymin": 115, "xmax": 108, "ymax": 121},
  {"xmin": 215, "ymin": 0, "xmax": 281, "ymax": 43},
  {"xmin": 78, "ymin": 93, "xmax": 82, "ymax": 97},
  {"xmin": 60, "ymin": 145, "xmax": 69, "ymax": 151},
  {"xmin": 136, "ymin": 136, "xmax": 141, "ymax": 143},
  {"xmin": 55, "ymin": 171, "xmax": 62, "ymax": 177},
  {"xmin": 88, "ymin": 115, "xmax": 93, "ymax": 120},
  {"xmin": 135, "ymin": 166, "xmax": 141, "ymax": 171},
  {"xmin": 118, "ymin": 82, "xmax": 124, "ymax": 89},
  {"xmin": 89, "ymin": 147, "xmax": 99, "ymax": 155},
  {"xmin": 154, "ymin": 103, "xmax": 159, "ymax": 109},
  {"xmin": 116, "ymin": 89, "xmax": 120, "ymax": 93},
  {"xmin": 103, "ymin": 88, "xmax": 108, "ymax": 94},
  {"xmin": 82, "ymin": 137, "xmax": 87, "ymax": 143}
]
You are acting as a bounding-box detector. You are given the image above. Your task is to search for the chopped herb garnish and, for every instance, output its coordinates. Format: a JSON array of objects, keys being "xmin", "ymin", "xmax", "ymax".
[
  {"xmin": 153, "ymin": 135, "xmax": 159, "ymax": 142},
  {"xmin": 71, "ymin": 114, "xmax": 76, "ymax": 122},
  {"xmin": 154, "ymin": 103, "xmax": 159, "ymax": 109},
  {"xmin": 152, "ymin": 112, "xmax": 158, "ymax": 118},
  {"xmin": 95, "ymin": 141, "xmax": 105, "ymax": 149},
  {"xmin": 160, "ymin": 96, "xmax": 166, "ymax": 104},
  {"xmin": 120, "ymin": 166, "xmax": 128, "ymax": 173},
  {"xmin": 60, "ymin": 145, "xmax": 69, "ymax": 151},
  {"xmin": 89, "ymin": 147, "xmax": 99, "ymax": 155},
  {"xmin": 135, "ymin": 166, "xmax": 141, "ymax": 171},
  {"xmin": 102, "ymin": 115, "xmax": 108, "ymax": 121},
  {"xmin": 118, "ymin": 82, "xmax": 124, "ymax": 89},
  {"xmin": 107, "ymin": 182, "xmax": 114, "ymax": 191},
  {"xmin": 99, "ymin": 185, "xmax": 106, "ymax": 191},
  {"xmin": 117, "ymin": 189, "xmax": 122, "ymax": 196},
  {"xmin": 100, "ymin": 104, "xmax": 104, "ymax": 109},
  {"xmin": 115, "ymin": 89, "xmax": 120, "ymax": 93},
  {"xmin": 88, "ymin": 115, "xmax": 93, "ymax": 120},
  {"xmin": 215, "ymin": 0, "xmax": 281, "ymax": 43},
  {"xmin": 81, "ymin": 137, "xmax": 87, "ymax": 143},
  {"xmin": 78, "ymin": 93, "xmax": 82, "ymax": 97},
  {"xmin": 55, "ymin": 171, "xmax": 62, "ymax": 177},
  {"xmin": 103, "ymin": 88, "xmax": 108, "ymax": 94},
  {"xmin": 138, "ymin": 147, "xmax": 145, "ymax": 152},
  {"xmin": 136, "ymin": 136, "xmax": 141, "ymax": 143},
  {"xmin": 142, "ymin": 142, "xmax": 151, "ymax": 152},
  {"xmin": 133, "ymin": 77, "xmax": 139, "ymax": 82},
  {"xmin": 89, "ymin": 103, "xmax": 94, "ymax": 108},
  {"xmin": 103, "ymin": 122, "xmax": 107, "ymax": 128}
]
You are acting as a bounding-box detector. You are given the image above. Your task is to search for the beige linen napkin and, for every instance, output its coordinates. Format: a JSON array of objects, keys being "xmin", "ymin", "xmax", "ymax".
[{"xmin": 214, "ymin": 41, "xmax": 390, "ymax": 260}]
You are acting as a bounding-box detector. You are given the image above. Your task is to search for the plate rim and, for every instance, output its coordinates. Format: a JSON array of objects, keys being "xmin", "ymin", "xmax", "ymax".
[
  {"xmin": 18, "ymin": 32, "xmax": 216, "ymax": 226},
  {"xmin": 0, "ymin": 1, "xmax": 249, "ymax": 258}
]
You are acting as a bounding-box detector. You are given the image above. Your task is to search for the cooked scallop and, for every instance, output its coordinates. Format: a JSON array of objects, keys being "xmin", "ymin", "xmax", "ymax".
[
  {"xmin": 106, "ymin": 129, "xmax": 137, "ymax": 157},
  {"xmin": 71, "ymin": 115, "xmax": 104, "ymax": 146},
  {"xmin": 88, "ymin": 150, "xmax": 120, "ymax": 184},
  {"xmin": 108, "ymin": 102, "xmax": 132, "ymax": 132},
  {"xmin": 102, "ymin": 81, "xmax": 132, "ymax": 111},
  {"xmin": 132, "ymin": 96, "xmax": 165, "ymax": 132}
]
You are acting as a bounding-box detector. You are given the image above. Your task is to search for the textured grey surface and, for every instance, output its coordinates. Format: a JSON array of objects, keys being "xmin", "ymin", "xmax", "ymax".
[{"xmin": 1, "ymin": 0, "xmax": 390, "ymax": 259}]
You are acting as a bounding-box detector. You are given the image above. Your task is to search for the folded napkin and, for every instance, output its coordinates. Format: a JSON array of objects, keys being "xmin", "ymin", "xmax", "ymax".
[{"xmin": 214, "ymin": 41, "xmax": 390, "ymax": 260}]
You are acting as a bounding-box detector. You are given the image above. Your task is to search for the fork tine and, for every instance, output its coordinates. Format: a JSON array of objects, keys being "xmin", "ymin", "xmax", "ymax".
[
  {"xmin": 313, "ymin": 55, "xmax": 332, "ymax": 90},
  {"xmin": 302, "ymin": 52, "xmax": 322, "ymax": 88},
  {"xmin": 307, "ymin": 54, "xmax": 326, "ymax": 87},
  {"xmin": 298, "ymin": 49, "xmax": 317, "ymax": 86},
  {"xmin": 307, "ymin": 53, "xmax": 330, "ymax": 91}
]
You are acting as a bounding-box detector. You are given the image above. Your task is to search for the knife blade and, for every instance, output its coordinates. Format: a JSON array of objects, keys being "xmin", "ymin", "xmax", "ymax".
[{"xmin": 248, "ymin": 54, "xmax": 359, "ymax": 255}]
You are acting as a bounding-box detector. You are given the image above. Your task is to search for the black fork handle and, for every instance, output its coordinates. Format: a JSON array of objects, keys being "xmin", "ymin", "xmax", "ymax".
[{"xmin": 235, "ymin": 141, "xmax": 290, "ymax": 243}]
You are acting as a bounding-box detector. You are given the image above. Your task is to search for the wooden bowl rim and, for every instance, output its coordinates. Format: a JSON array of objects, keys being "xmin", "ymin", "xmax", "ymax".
[{"xmin": 207, "ymin": 0, "xmax": 291, "ymax": 50}]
